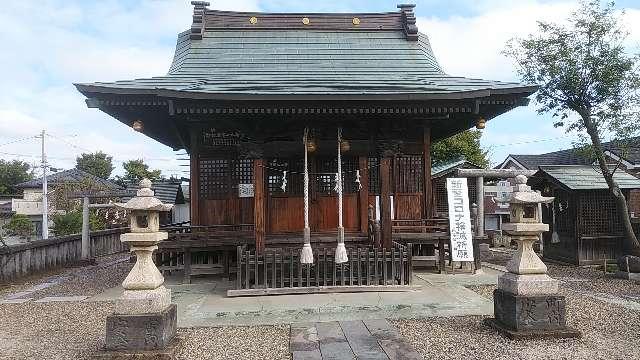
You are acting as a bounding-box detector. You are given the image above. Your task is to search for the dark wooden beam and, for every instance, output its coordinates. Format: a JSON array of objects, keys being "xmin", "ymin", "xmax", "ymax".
[
  {"xmin": 380, "ymin": 157, "xmax": 392, "ymax": 248},
  {"xmin": 423, "ymin": 126, "xmax": 433, "ymax": 218},
  {"xmin": 358, "ymin": 156, "xmax": 369, "ymax": 234},
  {"xmin": 189, "ymin": 127, "xmax": 201, "ymax": 226},
  {"xmin": 253, "ymin": 159, "xmax": 266, "ymax": 253}
]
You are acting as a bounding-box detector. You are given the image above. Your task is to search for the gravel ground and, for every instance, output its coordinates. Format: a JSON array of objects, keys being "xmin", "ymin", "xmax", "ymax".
[
  {"xmin": 2, "ymin": 248, "xmax": 640, "ymax": 359},
  {"xmin": 0, "ymin": 300, "xmax": 289, "ymax": 360},
  {"xmin": 390, "ymin": 252, "xmax": 640, "ymax": 360},
  {"xmin": 0, "ymin": 253, "xmax": 132, "ymax": 300}
]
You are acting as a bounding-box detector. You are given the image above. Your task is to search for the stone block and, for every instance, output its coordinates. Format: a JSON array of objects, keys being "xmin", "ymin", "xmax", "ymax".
[
  {"xmin": 106, "ymin": 303, "xmax": 177, "ymax": 351},
  {"xmin": 115, "ymin": 287, "xmax": 171, "ymax": 315},
  {"xmin": 497, "ymin": 273, "xmax": 558, "ymax": 296},
  {"xmin": 493, "ymin": 289, "xmax": 568, "ymax": 331},
  {"xmin": 615, "ymin": 271, "xmax": 640, "ymax": 282}
]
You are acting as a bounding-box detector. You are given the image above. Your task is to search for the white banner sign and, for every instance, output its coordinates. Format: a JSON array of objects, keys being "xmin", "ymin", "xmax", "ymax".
[{"xmin": 446, "ymin": 178, "xmax": 474, "ymax": 262}]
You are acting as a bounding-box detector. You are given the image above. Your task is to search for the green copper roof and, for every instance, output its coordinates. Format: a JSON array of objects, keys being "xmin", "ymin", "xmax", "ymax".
[
  {"xmin": 76, "ymin": 29, "xmax": 535, "ymax": 99},
  {"xmin": 536, "ymin": 165, "xmax": 640, "ymax": 190}
]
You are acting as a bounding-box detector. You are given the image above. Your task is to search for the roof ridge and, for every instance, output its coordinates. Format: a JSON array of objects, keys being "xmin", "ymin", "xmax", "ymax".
[{"xmin": 189, "ymin": 2, "xmax": 419, "ymax": 41}]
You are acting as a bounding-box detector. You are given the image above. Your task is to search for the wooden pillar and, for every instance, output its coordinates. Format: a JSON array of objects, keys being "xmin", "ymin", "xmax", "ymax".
[
  {"xmin": 189, "ymin": 128, "xmax": 200, "ymax": 226},
  {"xmin": 253, "ymin": 159, "xmax": 266, "ymax": 253},
  {"xmin": 476, "ymin": 176, "xmax": 485, "ymax": 238},
  {"xmin": 358, "ymin": 156, "xmax": 369, "ymax": 234},
  {"xmin": 380, "ymin": 157, "xmax": 393, "ymax": 248},
  {"xmin": 423, "ymin": 126, "xmax": 433, "ymax": 219}
]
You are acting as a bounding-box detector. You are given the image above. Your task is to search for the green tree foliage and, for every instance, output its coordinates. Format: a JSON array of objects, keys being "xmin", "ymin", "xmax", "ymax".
[
  {"xmin": 0, "ymin": 160, "xmax": 33, "ymax": 195},
  {"xmin": 504, "ymin": 0, "xmax": 640, "ymax": 255},
  {"xmin": 116, "ymin": 159, "xmax": 162, "ymax": 186},
  {"xmin": 431, "ymin": 130, "xmax": 489, "ymax": 168},
  {"xmin": 75, "ymin": 151, "xmax": 114, "ymax": 179},
  {"xmin": 51, "ymin": 210, "xmax": 105, "ymax": 237},
  {"xmin": 3, "ymin": 214, "xmax": 34, "ymax": 239}
]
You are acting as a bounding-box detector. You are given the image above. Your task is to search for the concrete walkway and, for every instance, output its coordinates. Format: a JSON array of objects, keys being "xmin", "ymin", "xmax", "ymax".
[{"xmin": 89, "ymin": 268, "xmax": 500, "ymax": 327}]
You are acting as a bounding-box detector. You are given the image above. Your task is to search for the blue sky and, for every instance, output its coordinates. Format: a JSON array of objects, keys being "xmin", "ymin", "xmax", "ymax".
[{"xmin": 1, "ymin": 0, "xmax": 639, "ymax": 177}]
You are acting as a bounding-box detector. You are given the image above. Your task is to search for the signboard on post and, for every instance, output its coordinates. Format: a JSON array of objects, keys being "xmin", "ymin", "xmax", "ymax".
[{"xmin": 446, "ymin": 178, "xmax": 474, "ymax": 262}]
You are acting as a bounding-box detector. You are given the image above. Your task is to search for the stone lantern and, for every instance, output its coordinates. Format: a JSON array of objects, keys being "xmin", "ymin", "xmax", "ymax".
[
  {"xmin": 485, "ymin": 175, "xmax": 580, "ymax": 339},
  {"xmin": 103, "ymin": 179, "xmax": 178, "ymax": 355}
]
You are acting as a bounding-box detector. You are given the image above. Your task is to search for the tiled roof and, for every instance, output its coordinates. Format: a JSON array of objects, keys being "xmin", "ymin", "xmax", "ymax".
[
  {"xmin": 431, "ymin": 158, "xmax": 481, "ymax": 178},
  {"xmin": 122, "ymin": 180, "xmax": 185, "ymax": 205},
  {"xmin": 502, "ymin": 137, "xmax": 640, "ymax": 170},
  {"xmin": 15, "ymin": 168, "xmax": 121, "ymax": 190},
  {"xmin": 75, "ymin": 7, "xmax": 535, "ymax": 99},
  {"xmin": 534, "ymin": 165, "xmax": 640, "ymax": 190}
]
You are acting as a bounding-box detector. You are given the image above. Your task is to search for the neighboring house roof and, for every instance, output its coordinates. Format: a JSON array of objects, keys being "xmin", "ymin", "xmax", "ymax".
[
  {"xmin": 15, "ymin": 168, "xmax": 121, "ymax": 190},
  {"xmin": 122, "ymin": 180, "xmax": 185, "ymax": 205},
  {"xmin": 532, "ymin": 165, "xmax": 640, "ymax": 191},
  {"xmin": 497, "ymin": 137, "xmax": 640, "ymax": 170},
  {"xmin": 75, "ymin": 8, "xmax": 535, "ymax": 100},
  {"xmin": 431, "ymin": 158, "xmax": 481, "ymax": 178}
]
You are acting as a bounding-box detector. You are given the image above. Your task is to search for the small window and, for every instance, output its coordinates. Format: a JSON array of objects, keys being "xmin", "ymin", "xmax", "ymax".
[{"xmin": 523, "ymin": 205, "xmax": 536, "ymax": 219}]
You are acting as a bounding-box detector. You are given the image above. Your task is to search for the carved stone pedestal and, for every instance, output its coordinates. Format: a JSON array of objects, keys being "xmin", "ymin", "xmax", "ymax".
[
  {"xmin": 105, "ymin": 304, "xmax": 177, "ymax": 352},
  {"xmin": 485, "ymin": 290, "xmax": 580, "ymax": 339}
]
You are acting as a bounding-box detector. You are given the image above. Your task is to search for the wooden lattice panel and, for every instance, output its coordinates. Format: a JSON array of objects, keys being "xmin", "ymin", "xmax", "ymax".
[
  {"xmin": 199, "ymin": 157, "xmax": 253, "ymax": 199},
  {"xmin": 580, "ymin": 190, "xmax": 623, "ymax": 236},
  {"xmin": 199, "ymin": 158, "xmax": 231, "ymax": 199},
  {"xmin": 368, "ymin": 157, "xmax": 380, "ymax": 195},
  {"xmin": 315, "ymin": 157, "xmax": 358, "ymax": 194},
  {"xmin": 266, "ymin": 158, "xmax": 303, "ymax": 196},
  {"xmin": 394, "ymin": 155, "xmax": 423, "ymax": 193}
]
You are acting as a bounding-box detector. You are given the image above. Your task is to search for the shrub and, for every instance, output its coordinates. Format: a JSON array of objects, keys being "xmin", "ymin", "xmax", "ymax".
[
  {"xmin": 4, "ymin": 214, "xmax": 34, "ymax": 239},
  {"xmin": 52, "ymin": 210, "xmax": 106, "ymax": 236}
]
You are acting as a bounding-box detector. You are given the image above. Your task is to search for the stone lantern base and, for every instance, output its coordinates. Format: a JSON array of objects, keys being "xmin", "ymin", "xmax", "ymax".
[
  {"xmin": 105, "ymin": 303, "xmax": 177, "ymax": 350},
  {"xmin": 484, "ymin": 289, "xmax": 581, "ymax": 340}
]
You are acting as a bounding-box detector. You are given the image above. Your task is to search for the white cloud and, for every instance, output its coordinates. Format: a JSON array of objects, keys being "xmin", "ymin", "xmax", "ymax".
[
  {"xmin": 0, "ymin": 0, "xmax": 259, "ymax": 177},
  {"xmin": 417, "ymin": 1, "xmax": 640, "ymax": 164}
]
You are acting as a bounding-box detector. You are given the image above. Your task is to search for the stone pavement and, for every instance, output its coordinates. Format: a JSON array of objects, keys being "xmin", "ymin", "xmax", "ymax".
[
  {"xmin": 88, "ymin": 268, "xmax": 501, "ymax": 327},
  {"xmin": 290, "ymin": 319, "xmax": 421, "ymax": 360}
]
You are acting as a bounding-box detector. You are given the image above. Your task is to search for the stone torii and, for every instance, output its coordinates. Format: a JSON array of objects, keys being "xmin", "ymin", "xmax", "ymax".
[{"xmin": 455, "ymin": 168, "xmax": 537, "ymax": 239}]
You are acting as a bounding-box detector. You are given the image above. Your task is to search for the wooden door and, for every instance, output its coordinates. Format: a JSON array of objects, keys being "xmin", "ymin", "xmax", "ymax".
[
  {"xmin": 310, "ymin": 157, "xmax": 360, "ymax": 232},
  {"xmin": 266, "ymin": 157, "xmax": 361, "ymax": 233}
]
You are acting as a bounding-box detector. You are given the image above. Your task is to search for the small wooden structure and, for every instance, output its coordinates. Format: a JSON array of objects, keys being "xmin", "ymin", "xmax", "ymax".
[
  {"xmin": 529, "ymin": 165, "xmax": 640, "ymax": 265},
  {"xmin": 76, "ymin": 3, "xmax": 535, "ymax": 291}
]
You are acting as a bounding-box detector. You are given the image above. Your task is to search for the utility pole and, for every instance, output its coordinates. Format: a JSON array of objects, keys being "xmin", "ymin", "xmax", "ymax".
[{"xmin": 40, "ymin": 130, "xmax": 49, "ymax": 240}]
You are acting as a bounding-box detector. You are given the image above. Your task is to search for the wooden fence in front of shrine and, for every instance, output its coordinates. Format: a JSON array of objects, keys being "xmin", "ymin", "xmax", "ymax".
[{"xmin": 228, "ymin": 242, "xmax": 414, "ymax": 296}]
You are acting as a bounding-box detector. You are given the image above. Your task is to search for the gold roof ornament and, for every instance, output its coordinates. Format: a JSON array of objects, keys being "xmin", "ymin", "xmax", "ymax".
[
  {"xmin": 476, "ymin": 117, "xmax": 486, "ymax": 129},
  {"xmin": 302, "ymin": 17, "xmax": 310, "ymax": 25},
  {"xmin": 249, "ymin": 16, "xmax": 257, "ymax": 24},
  {"xmin": 352, "ymin": 17, "xmax": 360, "ymax": 25}
]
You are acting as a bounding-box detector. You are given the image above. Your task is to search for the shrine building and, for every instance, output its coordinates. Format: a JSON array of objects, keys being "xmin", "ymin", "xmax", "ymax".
[{"xmin": 75, "ymin": 2, "xmax": 536, "ymax": 292}]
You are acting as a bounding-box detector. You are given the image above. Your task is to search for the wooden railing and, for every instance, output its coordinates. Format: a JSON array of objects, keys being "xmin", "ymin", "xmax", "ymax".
[
  {"xmin": 230, "ymin": 242, "xmax": 413, "ymax": 296},
  {"xmin": 0, "ymin": 227, "xmax": 128, "ymax": 283},
  {"xmin": 391, "ymin": 218, "xmax": 449, "ymax": 233}
]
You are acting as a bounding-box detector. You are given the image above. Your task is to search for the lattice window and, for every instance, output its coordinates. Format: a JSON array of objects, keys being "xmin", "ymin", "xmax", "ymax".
[
  {"xmin": 234, "ymin": 159, "xmax": 253, "ymax": 185},
  {"xmin": 580, "ymin": 190, "xmax": 623, "ymax": 236},
  {"xmin": 368, "ymin": 157, "xmax": 380, "ymax": 195},
  {"xmin": 315, "ymin": 157, "xmax": 359, "ymax": 195},
  {"xmin": 394, "ymin": 155, "xmax": 423, "ymax": 193},
  {"xmin": 433, "ymin": 178, "xmax": 448, "ymax": 214},
  {"xmin": 199, "ymin": 157, "xmax": 253, "ymax": 199},
  {"xmin": 199, "ymin": 158, "xmax": 231, "ymax": 199},
  {"xmin": 553, "ymin": 189, "xmax": 574, "ymax": 234},
  {"xmin": 432, "ymin": 176, "xmax": 475, "ymax": 214},
  {"xmin": 267, "ymin": 158, "xmax": 303, "ymax": 196}
]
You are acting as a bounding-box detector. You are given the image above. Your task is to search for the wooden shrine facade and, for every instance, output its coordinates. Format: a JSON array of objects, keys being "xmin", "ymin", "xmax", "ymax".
[
  {"xmin": 188, "ymin": 119, "xmax": 438, "ymax": 250},
  {"xmin": 75, "ymin": 2, "xmax": 537, "ymax": 284}
]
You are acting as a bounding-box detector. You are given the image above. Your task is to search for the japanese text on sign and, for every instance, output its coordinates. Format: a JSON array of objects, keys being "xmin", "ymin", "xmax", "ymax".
[{"xmin": 446, "ymin": 178, "xmax": 474, "ymax": 262}]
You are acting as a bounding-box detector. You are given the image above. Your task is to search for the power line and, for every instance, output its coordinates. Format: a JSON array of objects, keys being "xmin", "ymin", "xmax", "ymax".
[
  {"xmin": 486, "ymin": 135, "xmax": 572, "ymax": 148},
  {"xmin": 0, "ymin": 135, "xmax": 37, "ymax": 148}
]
